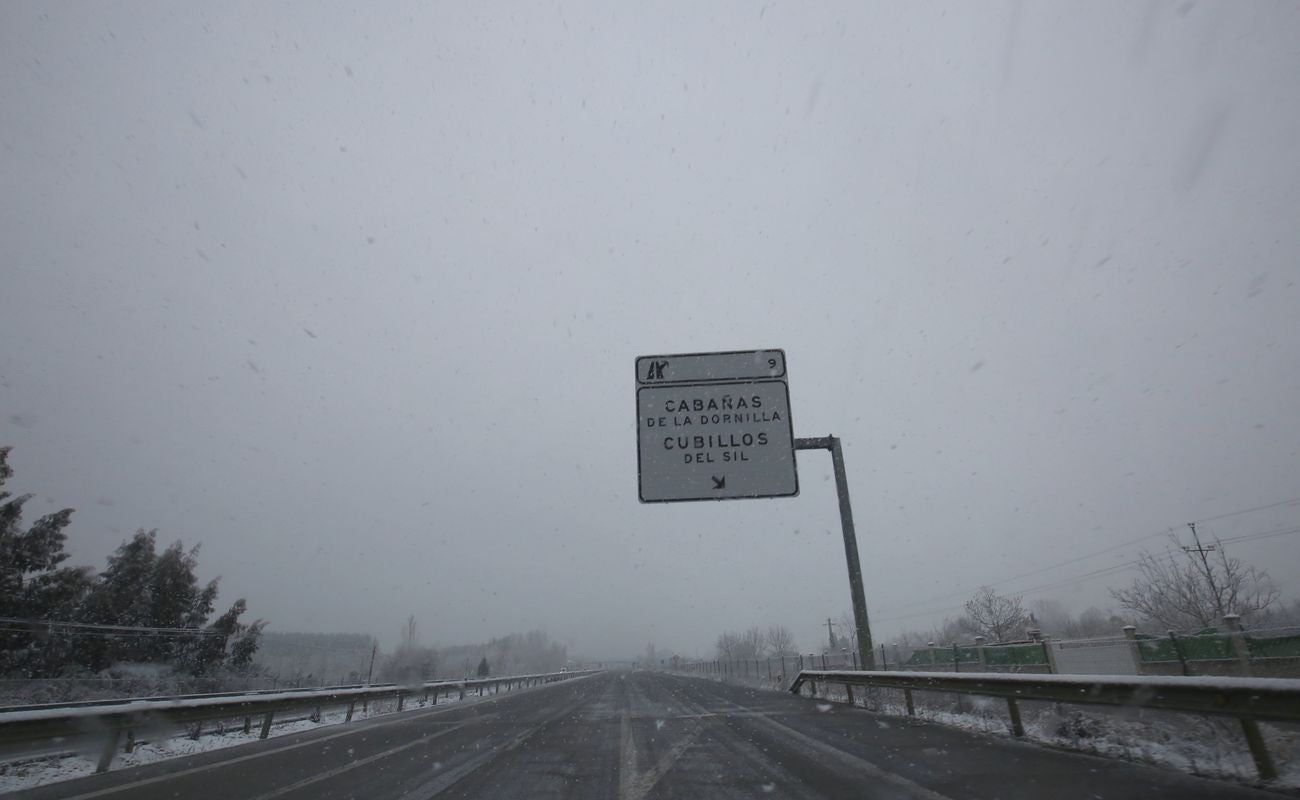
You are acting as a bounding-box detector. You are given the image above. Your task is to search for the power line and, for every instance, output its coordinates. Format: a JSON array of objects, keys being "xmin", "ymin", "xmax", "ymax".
[
  {"xmin": 877, "ymin": 550, "xmax": 1189, "ymax": 625},
  {"xmin": 1193, "ymin": 497, "xmax": 1300, "ymax": 525},
  {"xmin": 1219, "ymin": 525, "xmax": 1300, "ymax": 546},
  {"xmin": 882, "ymin": 498, "xmax": 1300, "ymax": 617},
  {"xmin": 882, "ymin": 529, "xmax": 1169, "ymax": 613},
  {"xmin": 0, "ymin": 617, "xmax": 227, "ymax": 637},
  {"xmin": 877, "ymin": 524, "xmax": 1300, "ymax": 629},
  {"xmin": 0, "ymin": 626, "xmax": 218, "ymax": 640},
  {"xmin": 1008, "ymin": 527, "xmax": 1300, "ymax": 599}
]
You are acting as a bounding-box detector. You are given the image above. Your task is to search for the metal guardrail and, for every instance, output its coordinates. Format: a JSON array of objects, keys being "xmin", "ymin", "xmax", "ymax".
[
  {"xmin": 789, "ymin": 669, "xmax": 1300, "ymax": 781},
  {"xmin": 0, "ymin": 670, "xmax": 597, "ymax": 773},
  {"xmin": 0, "ymin": 682, "xmax": 377, "ymax": 713}
]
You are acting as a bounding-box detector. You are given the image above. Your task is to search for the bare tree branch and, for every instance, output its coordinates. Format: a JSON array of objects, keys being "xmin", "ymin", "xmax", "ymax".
[
  {"xmin": 964, "ymin": 587, "xmax": 1027, "ymax": 643},
  {"xmin": 1110, "ymin": 533, "xmax": 1278, "ymax": 630}
]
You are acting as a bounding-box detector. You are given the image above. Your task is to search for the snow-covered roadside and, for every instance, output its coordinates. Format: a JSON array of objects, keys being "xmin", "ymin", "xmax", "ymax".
[
  {"xmin": 706, "ymin": 672, "xmax": 1300, "ymax": 790},
  {"xmin": 0, "ymin": 692, "xmax": 475, "ymax": 794}
]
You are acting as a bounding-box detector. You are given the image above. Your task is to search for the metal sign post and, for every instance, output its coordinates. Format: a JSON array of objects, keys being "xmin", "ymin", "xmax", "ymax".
[
  {"xmin": 634, "ymin": 349, "xmax": 874, "ymax": 670},
  {"xmin": 796, "ymin": 436, "xmax": 874, "ymax": 671}
]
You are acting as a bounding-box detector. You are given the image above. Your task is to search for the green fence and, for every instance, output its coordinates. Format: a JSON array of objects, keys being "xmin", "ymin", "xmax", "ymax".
[
  {"xmin": 904, "ymin": 643, "xmax": 1047, "ymax": 667},
  {"xmin": 984, "ymin": 643, "xmax": 1048, "ymax": 666},
  {"xmin": 1248, "ymin": 632, "xmax": 1300, "ymax": 659},
  {"xmin": 1136, "ymin": 633, "xmax": 1232, "ymax": 662}
]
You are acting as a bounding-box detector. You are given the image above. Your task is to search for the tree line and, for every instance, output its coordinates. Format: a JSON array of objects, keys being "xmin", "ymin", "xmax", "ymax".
[
  {"xmin": 711, "ymin": 529, "xmax": 1285, "ymax": 662},
  {"xmin": 894, "ymin": 531, "xmax": 1282, "ymax": 648},
  {"xmin": 378, "ymin": 616, "xmax": 567, "ymax": 683},
  {"xmin": 714, "ymin": 625, "xmax": 799, "ymax": 660},
  {"xmin": 0, "ymin": 447, "xmax": 262, "ymax": 678}
]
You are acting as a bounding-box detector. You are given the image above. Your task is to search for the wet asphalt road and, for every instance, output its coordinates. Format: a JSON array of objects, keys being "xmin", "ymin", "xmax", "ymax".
[{"xmin": 10, "ymin": 670, "xmax": 1288, "ymax": 800}]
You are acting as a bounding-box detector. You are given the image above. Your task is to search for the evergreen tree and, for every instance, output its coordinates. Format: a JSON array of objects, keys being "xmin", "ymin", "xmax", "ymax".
[
  {"xmin": 228, "ymin": 620, "xmax": 267, "ymax": 669},
  {"xmin": 188, "ymin": 599, "xmax": 249, "ymax": 674},
  {"xmin": 0, "ymin": 447, "xmax": 265, "ymax": 677},
  {"xmin": 0, "ymin": 447, "xmax": 81, "ymax": 617},
  {"xmin": 77, "ymin": 530, "xmax": 159, "ymax": 667},
  {"xmin": 476, "ymin": 656, "xmax": 490, "ymax": 677},
  {"xmin": 0, "ymin": 447, "xmax": 90, "ymax": 675},
  {"xmin": 146, "ymin": 541, "xmax": 204, "ymax": 662}
]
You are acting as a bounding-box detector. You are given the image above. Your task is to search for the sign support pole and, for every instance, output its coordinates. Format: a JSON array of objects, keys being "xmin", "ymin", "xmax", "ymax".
[{"xmin": 796, "ymin": 436, "xmax": 874, "ymax": 670}]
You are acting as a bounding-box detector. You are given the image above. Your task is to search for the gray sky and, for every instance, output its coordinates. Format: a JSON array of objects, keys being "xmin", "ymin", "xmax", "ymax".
[{"xmin": 2, "ymin": 1, "xmax": 1298, "ymax": 659}]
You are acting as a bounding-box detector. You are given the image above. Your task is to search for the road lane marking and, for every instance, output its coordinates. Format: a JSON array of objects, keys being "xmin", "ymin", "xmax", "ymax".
[
  {"xmin": 405, "ymin": 692, "xmax": 592, "ymax": 798},
  {"xmin": 52, "ymin": 675, "xmax": 601, "ymax": 800},
  {"xmin": 242, "ymin": 723, "xmax": 467, "ymax": 800},
  {"xmin": 697, "ymin": 690, "xmax": 956, "ymax": 800},
  {"xmin": 53, "ymin": 715, "xmax": 474, "ymax": 800},
  {"xmin": 617, "ymin": 711, "xmax": 635, "ymax": 799},
  {"xmin": 618, "ymin": 714, "xmax": 707, "ymax": 800}
]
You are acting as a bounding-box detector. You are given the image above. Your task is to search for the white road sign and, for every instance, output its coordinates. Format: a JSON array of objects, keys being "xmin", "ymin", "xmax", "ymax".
[{"xmin": 636, "ymin": 349, "xmax": 798, "ymax": 503}]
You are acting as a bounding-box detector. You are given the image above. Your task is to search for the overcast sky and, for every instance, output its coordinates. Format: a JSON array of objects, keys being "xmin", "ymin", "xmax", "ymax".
[{"xmin": 2, "ymin": 1, "xmax": 1298, "ymax": 660}]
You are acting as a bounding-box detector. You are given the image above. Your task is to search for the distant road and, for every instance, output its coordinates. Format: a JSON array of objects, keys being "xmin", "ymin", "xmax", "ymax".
[{"xmin": 10, "ymin": 671, "xmax": 1285, "ymax": 799}]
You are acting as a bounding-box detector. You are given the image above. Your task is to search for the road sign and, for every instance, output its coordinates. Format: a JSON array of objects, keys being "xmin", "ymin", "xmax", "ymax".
[{"xmin": 635, "ymin": 349, "xmax": 798, "ymax": 502}]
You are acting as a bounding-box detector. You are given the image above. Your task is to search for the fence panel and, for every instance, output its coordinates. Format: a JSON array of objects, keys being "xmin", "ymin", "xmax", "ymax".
[{"xmin": 1051, "ymin": 638, "xmax": 1137, "ymax": 675}]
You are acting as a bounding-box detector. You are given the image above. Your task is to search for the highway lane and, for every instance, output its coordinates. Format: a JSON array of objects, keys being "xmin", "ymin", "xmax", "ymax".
[{"xmin": 9, "ymin": 671, "xmax": 1287, "ymax": 799}]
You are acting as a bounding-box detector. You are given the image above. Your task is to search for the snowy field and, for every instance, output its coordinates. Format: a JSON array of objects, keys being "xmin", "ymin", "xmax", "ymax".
[{"xmin": 0, "ymin": 690, "xmax": 481, "ymax": 794}]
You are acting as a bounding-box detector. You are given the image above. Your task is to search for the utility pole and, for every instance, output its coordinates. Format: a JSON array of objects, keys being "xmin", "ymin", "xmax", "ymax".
[
  {"xmin": 1184, "ymin": 522, "xmax": 1226, "ymax": 619},
  {"xmin": 365, "ymin": 643, "xmax": 378, "ymax": 685},
  {"xmin": 826, "ymin": 617, "xmax": 837, "ymax": 651}
]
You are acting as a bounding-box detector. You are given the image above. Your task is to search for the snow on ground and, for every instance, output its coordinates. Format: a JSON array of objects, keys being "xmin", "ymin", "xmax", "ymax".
[
  {"xmin": 713, "ymin": 672, "xmax": 1300, "ymax": 790},
  {"xmin": 0, "ymin": 692, "xmax": 480, "ymax": 794}
]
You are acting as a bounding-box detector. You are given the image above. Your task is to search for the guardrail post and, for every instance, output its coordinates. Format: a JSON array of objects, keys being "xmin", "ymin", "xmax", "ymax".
[
  {"xmin": 123, "ymin": 728, "xmax": 135, "ymax": 754},
  {"xmin": 1006, "ymin": 698, "xmax": 1025, "ymax": 737},
  {"xmin": 844, "ymin": 683, "xmax": 856, "ymax": 707},
  {"xmin": 243, "ymin": 716, "xmax": 252, "ymax": 734},
  {"xmin": 903, "ymin": 688, "xmax": 916, "ymax": 716},
  {"xmin": 346, "ymin": 701, "xmax": 356, "ymax": 722},
  {"xmin": 397, "ymin": 692, "xmax": 406, "ymax": 711},
  {"xmin": 1240, "ymin": 716, "xmax": 1278, "ymax": 781},
  {"xmin": 259, "ymin": 711, "xmax": 275, "ymax": 739},
  {"xmin": 96, "ymin": 728, "xmax": 121, "ymax": 773},
  {"xmin": 460, "ymin": 686, "xmax": 466, "ymax": 699}
]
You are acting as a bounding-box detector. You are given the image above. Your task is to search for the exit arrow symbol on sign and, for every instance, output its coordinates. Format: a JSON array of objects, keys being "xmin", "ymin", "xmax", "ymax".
[{"xmin": 711, "ymin": 476, "xmax": 726, "ymax": 490}]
